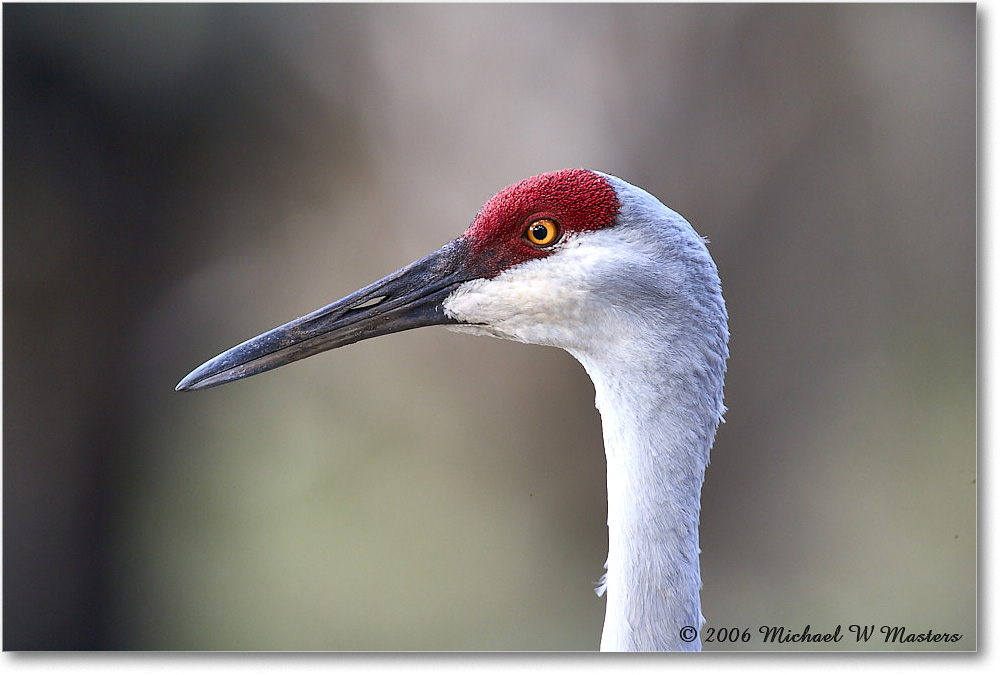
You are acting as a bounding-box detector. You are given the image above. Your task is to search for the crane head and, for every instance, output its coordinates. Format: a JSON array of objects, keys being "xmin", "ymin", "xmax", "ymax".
[{"xmin": 177, "ymin": 169, "xmax": 720, "ymax": 391}]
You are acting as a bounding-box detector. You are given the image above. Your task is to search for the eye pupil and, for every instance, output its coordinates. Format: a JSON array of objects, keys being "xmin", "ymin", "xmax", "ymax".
[{"xmin": 526, "ymin": 218, "xmax": 559, "ymax": 246}]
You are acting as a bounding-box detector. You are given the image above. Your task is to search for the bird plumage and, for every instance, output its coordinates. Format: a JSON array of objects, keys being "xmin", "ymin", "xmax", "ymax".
[
  {"xmin": 444, "ymin": 172, "xmax": 728, "ymax": 649},
  {"xmin": 177, "ymin": 169, "xmax": 728, "ymax": 651}
]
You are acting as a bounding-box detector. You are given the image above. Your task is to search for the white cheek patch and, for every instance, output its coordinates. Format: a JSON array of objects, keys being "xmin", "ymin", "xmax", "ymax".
[
  {"xmin": 442, "ymin": 234, "xmax": 621, "ymax": 347},
  {"xmin": 443, "ymin": 273, "xmax": 558, "ymax": 344}
]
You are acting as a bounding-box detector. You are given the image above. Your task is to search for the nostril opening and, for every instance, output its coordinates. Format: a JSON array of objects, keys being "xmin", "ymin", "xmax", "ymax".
[{"xmin": 350, "ymin": 295, "xmax": 387, "ymax": 311}]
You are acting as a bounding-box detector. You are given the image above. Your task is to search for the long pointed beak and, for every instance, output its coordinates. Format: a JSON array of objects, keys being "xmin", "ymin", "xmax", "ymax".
[{"xmin": 176, "ymin": 238, "xmax": 473, "ymax": 392}]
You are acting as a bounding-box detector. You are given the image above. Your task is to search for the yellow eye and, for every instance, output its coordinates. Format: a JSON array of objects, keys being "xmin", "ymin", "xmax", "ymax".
[{"xmin": 524, "ymin": 218, "xmax": 560, "ymax": 247}]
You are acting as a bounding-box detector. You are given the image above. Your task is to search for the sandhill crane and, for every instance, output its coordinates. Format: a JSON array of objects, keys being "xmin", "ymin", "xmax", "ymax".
[{"xmin": 177, "ymin": 169, "xmax": 729, "ymax": 651}]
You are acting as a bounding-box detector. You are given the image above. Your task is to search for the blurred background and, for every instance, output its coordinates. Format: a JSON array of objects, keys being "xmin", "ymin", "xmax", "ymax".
[{"xmin": 3, "ymin": 4, "xmax": 975, "ymax": 651}]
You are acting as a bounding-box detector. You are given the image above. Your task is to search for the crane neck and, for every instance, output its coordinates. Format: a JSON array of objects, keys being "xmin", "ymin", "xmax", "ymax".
[{"xmin": 572, "ymin": 332, "xmax": 725, "ymax": 651}]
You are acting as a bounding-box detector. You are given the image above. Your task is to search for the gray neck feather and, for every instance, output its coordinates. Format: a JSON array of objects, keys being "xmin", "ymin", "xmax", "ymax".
[{"xmin": 575, "ymin": 174, "xmax": 728, "ymax": 651}]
